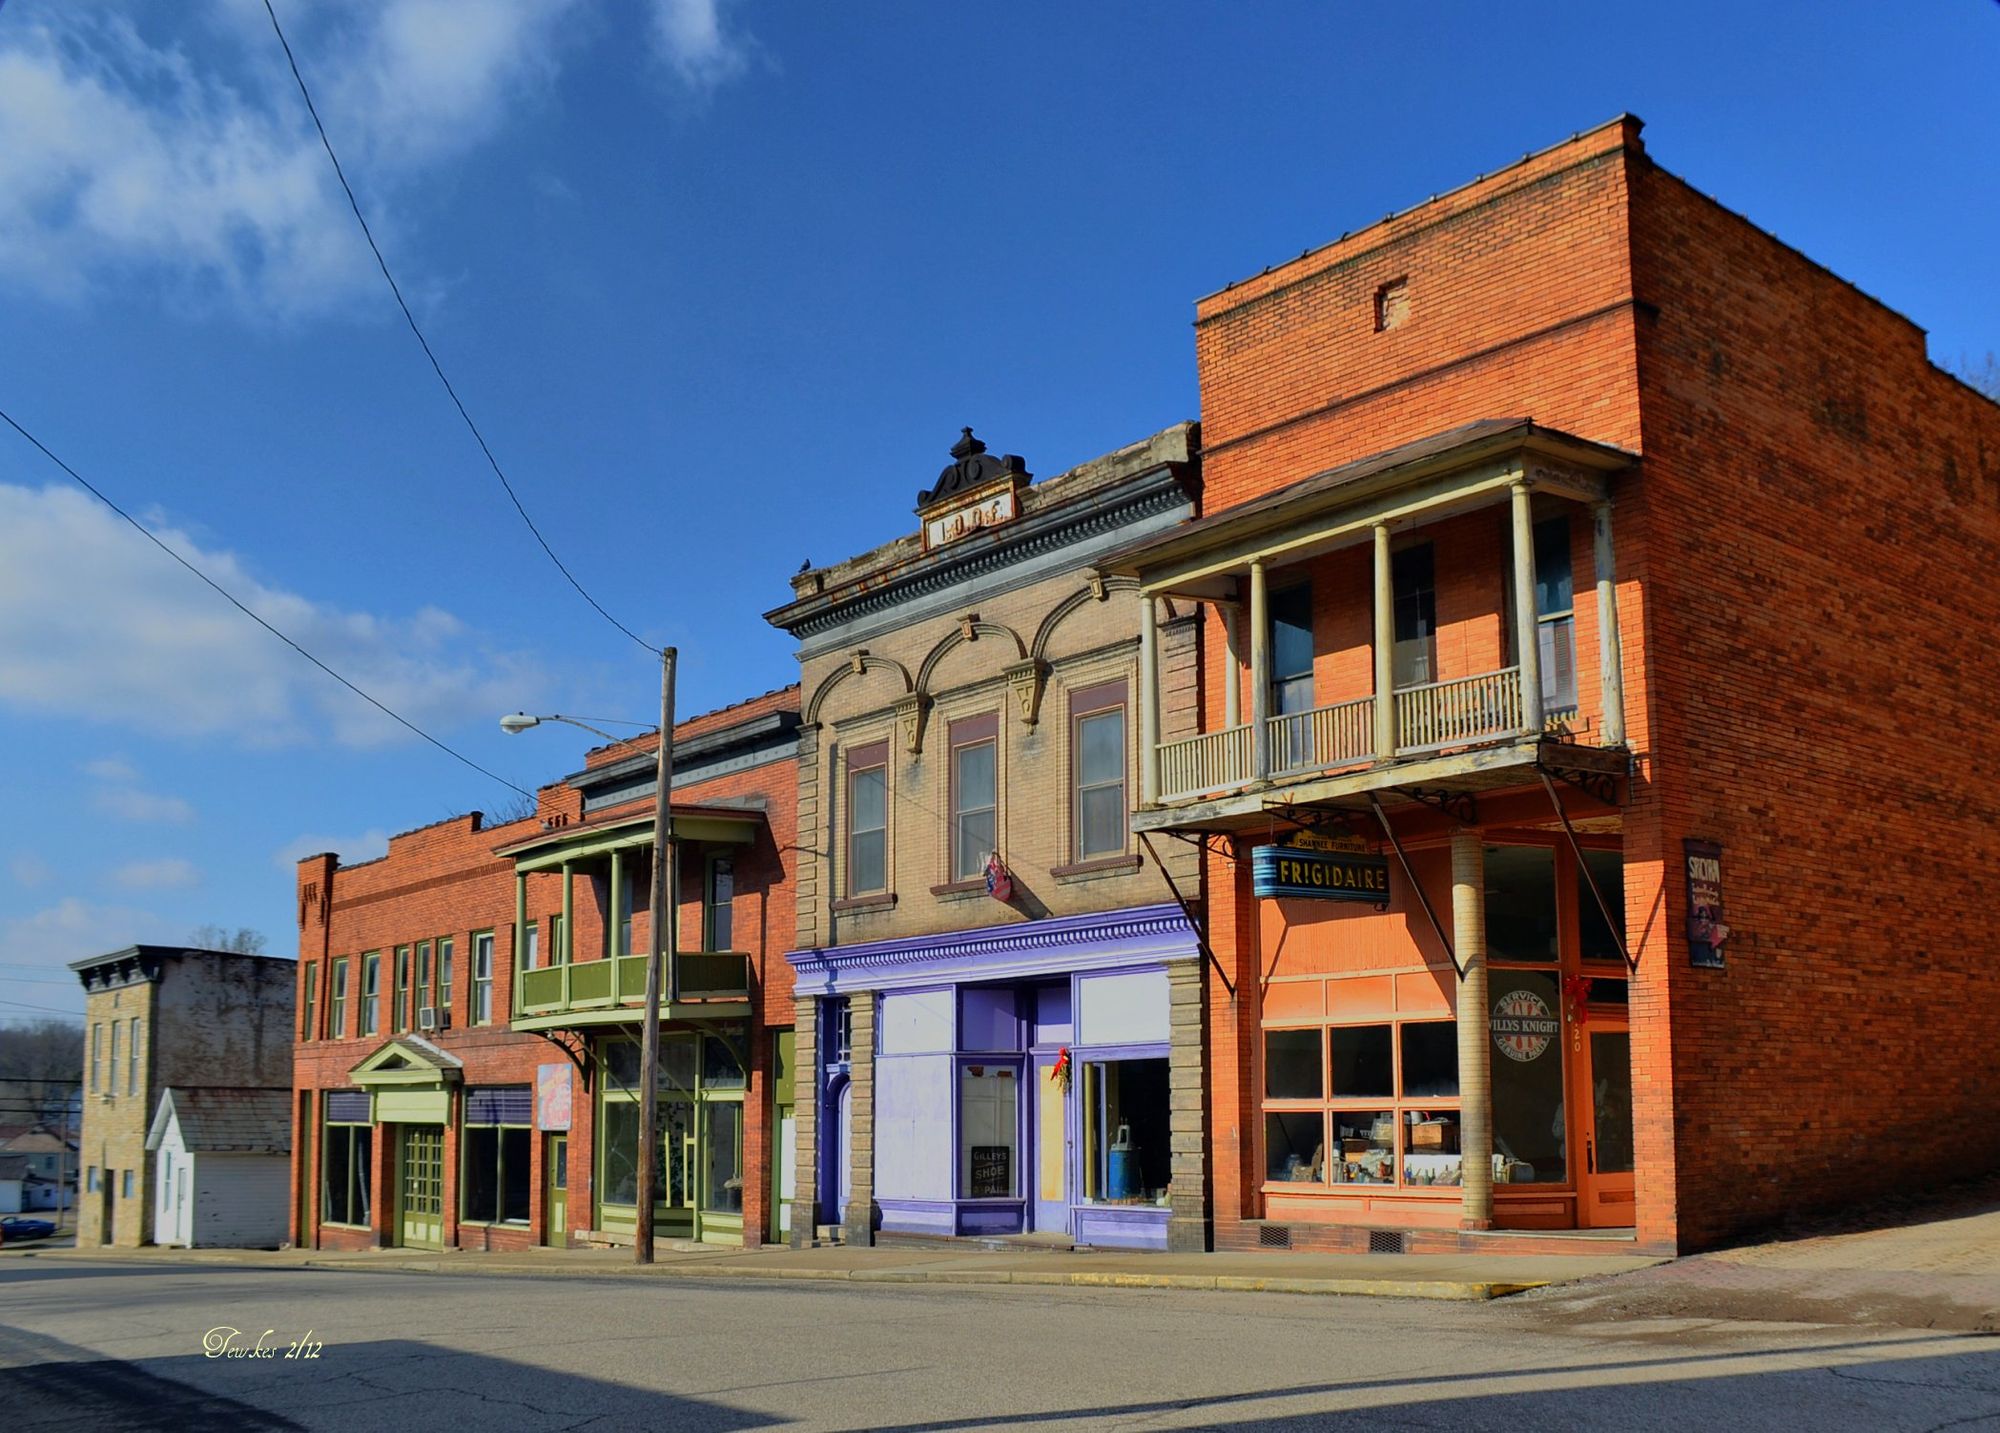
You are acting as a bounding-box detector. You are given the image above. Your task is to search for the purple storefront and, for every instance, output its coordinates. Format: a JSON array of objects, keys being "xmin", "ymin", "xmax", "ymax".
[{"xmin": 790, "ymin": 904, "xmax": 1206, "ymax": 1252}]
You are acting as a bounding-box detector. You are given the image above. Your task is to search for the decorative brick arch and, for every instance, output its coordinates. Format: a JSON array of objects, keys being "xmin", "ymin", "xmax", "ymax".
[
  {"xmin": 804, "ymin": 652, "xmax": 914, "ymax": 726},
  {"xmin": 914, "ymin": 618, "xmax": 1028, "ymax": 694},
  {"xmin": 1030, "ymin": 576, "xmax": 1139, "ymax": 663}
]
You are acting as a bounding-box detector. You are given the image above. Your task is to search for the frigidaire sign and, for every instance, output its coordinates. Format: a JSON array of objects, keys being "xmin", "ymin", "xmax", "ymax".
[{"xmin": 1251, "ymin": 846, "xmax": 1390, "ymax": 903}]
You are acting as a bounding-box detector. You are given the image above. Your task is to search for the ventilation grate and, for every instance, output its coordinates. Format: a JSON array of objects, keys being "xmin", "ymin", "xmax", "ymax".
[
  {"xmin": 1257, "ymin": 1224, "xmax": 1292, "ymax": 1249},
  {"xmin": 1368, "ymin": 1229, "xmax": 1407, "ymax": 1255}
]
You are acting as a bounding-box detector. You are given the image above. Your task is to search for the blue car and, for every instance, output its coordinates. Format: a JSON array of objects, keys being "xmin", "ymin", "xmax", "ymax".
[{"xmin": 1, "ymin": 1216, "xmax": 57, "ymax": 1242}]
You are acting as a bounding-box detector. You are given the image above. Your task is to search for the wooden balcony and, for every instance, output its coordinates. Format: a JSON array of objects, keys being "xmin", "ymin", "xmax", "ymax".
[
  {"xmin": 1150, "ymin": 668, "xmax": 1532, "ymax": 805},
  {"xmin": 512, "ymin": 951, "xmax": 751, "ymax": 1032}
]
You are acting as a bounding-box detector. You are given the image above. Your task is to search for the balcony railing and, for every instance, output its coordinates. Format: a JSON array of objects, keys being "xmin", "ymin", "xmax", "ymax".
[
  {"xmin": 1157, "ymin": 723, "xmax": 1255, "ymax": 802},
  {"xmin": 1268, "ymin": 696, "xmax": 1374, "ymax": 777},
  {"xmin": 1149, "ymin": 666, "xmax": 1533, "ymax": 806},
  {"xmin": 1393, "ymin": 666, "xmax": 1525, "ymax": 754},
  {"xmin": 515, "ymin": 950, "xmax": 751, "ymax": 1020}
]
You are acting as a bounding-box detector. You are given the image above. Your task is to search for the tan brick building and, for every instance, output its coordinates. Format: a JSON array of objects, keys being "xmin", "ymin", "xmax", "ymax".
[
  {"xmin": 768, "ymin": 424, "xmax": 1212, "ymax": 1250},
  {"xmin": 71, "ymin": 946, "xmax": 293, "ymax": 1248}
]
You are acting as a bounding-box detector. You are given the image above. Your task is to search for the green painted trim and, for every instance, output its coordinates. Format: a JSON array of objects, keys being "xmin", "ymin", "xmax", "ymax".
[
  {"xmin": 349, "ymin": 1036, "xmax": 464, "ymax": 1082},
  {"xmin": 377, "ymin": 1088, "xmax": 451, "ymax": 1123},
  {"xmin": 509, "ymin": 816, "xmax": 756, "ymax": 873}
]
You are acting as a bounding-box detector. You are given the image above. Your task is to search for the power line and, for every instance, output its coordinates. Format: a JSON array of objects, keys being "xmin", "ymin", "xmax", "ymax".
[
  {"xmin": 260, "ymin": 0, "xmax": 660, "ymax": 660},
  {"xmin": 0, "ymin": 406, "xmax": 535, "ymax": 800}
]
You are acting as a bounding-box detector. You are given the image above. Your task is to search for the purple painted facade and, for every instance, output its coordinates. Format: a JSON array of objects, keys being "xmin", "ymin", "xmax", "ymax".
[{"xmin": 790, "ymin": 904, "xmax": 1197, "ymax": 1247}]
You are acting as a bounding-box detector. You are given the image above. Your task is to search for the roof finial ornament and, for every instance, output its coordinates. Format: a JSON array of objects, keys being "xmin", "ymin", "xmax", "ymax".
[{"xmin": 951, "ymin": 426, "xmax": 985, "ymax": 461}]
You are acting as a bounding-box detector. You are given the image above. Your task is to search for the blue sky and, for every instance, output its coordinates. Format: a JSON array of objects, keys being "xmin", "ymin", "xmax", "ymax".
[{"xmin": 2, "ymin": 0, "xmax": 1996, "ymax": 1020}]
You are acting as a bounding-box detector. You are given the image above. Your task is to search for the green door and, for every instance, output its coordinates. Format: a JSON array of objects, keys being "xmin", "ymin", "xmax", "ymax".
[
  {"xmin": 398, "ymin": 1126, "xmax": 443, "ymax": 1249},
  {"xmin": 544, "ymin": 1134, "xmax": 568, "ymax": 1247}
]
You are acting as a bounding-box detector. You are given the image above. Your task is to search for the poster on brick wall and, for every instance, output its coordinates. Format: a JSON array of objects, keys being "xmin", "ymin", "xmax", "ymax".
[
  {"xmin": 536, "ymin": 1062, "xmax": 573, "ymax": 1131},
  {"xmin": 1684, "ymin": 838, "xmax": 1728, "ymax": 969}
]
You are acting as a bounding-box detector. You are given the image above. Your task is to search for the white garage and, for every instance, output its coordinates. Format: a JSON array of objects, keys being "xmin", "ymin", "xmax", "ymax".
[{"xmin": 146, "ymin": 1088, "xmax": 291, "ymax": 1249}]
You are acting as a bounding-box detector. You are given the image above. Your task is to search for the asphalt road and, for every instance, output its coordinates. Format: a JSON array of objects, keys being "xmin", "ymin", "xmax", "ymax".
[{"xmin": 2, "ymin": 1258, "xmax": 1997, "ymax": 1431}]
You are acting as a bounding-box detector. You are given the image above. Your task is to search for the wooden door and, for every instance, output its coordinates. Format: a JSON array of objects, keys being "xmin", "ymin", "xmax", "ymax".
[
  {"xmin": 544, "ymin": 1134, "xmax": 568, "ymax": 1246},
  {"xmin": 1575, "ymin": 1022, "xmax": 1636, "ymax": 1227},
  {"xmin": 397, "ymin": 1126, "xmax": 444, "ymax": 1249}
]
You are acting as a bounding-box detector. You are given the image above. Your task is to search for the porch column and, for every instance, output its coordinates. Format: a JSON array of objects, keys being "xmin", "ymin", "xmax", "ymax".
[
  {"xmin": 514, "ymin": 870, "xmax": 527, "ymax": 978},
  {"xmin": 844, "ymin": 993, "xmax": 876, "ymax": 1246},
  {"xmin": 608, "ymin": 847, "xmax": 624, "ymax": 959},
  {"xmin": 1451, "ymin": 831, "xmax": 1494, "ymax": 1230},
  {"xmin": 791, "ymin": 994, "xmax": 819, "ymax": 1248},
  {"xmin": 1139, "ymin": 594, "xmax": 1162, "ymax": 804},
  {"xmin": 560, "ymin": 859, "xmax": 574, "ymax": 1007},
  {"xmin": 1249, "ymin": 559, "xmax": 1271, "ymax": 780},
  {"xmin": 1372, "ymin": 522, "xmax": 1395, "ymax": 760},
  {"xmin": 1223, "ymin": 591, "xmax": 1242, "ymax": 730},
  {"xmin": 1594, "ymin": 500, "xmax": 1625, "ymax": 746},
  {"xmin": 1510, "ymin": 480, "xmax": 1544, "ymax": 736}
]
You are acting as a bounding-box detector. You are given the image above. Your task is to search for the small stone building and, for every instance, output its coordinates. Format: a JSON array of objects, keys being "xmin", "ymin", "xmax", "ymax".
[
  {"xmin": 71, "ymin": 946, "xmax": 294, "ymax": 1248},
  {"xmin": 146, "ymin": 1087, "xmax": 291, "ymax": 1248}
]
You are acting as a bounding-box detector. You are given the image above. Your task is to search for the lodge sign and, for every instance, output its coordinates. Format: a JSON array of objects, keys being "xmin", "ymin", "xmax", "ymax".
[{"xmin": 1252, "ymin": 846, "xmax": 1390, "ymax": 903}]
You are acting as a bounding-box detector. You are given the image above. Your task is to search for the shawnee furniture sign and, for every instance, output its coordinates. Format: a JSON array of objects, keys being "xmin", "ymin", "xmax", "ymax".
[{"xmin": 1252, "ymin": 847, "xmax": 1390, "ymax": 903}]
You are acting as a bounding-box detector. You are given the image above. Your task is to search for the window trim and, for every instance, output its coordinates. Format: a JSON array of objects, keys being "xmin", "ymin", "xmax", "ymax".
[
  {"xmin": 705, "ymin": 854, "xmax": 735, "ymax": 952},
  {"xmin": 948, "ymin": 714, "xmax": 1000, "ymax": 885},
  {"xmin": 360, "ymin": 951, "xmax": 382, "ymax": 1036},
  {"xmin": 471, "ymin": 931, "xmax": 495, "ymax": 1026},
  {"xmin": 328, "ymin": 956, "xmax": 349, "ymax": 1039},
  {"xmin": 1069, "ymin": 680, "xmax": 1129, "ymax": 863},
  {"xmin": 393, "ymin": 945, "xmax": 411, "ymax": 1033},
  {"xmin": 302, "ymin": 963, "xmax": 319, "ymax": 1041},
  {"xmin": 320, "ymin": 1114, "xmax": 373, "ymax": 1228},
  {"xmin": 845, "ymin": 739, "xmax": 890, "ymax": 898},
  {"xmin": 437, "ymin": 936, "xmax": 455, "ymax": 1019}
]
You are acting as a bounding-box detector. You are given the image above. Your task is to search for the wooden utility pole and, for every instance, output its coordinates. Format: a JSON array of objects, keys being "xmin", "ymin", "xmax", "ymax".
[{"xmin": 635, "ymin": 646, "xmax": 677, "ymax": 1264}]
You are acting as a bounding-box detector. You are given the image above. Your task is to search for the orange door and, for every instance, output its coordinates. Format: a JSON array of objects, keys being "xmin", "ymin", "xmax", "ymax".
[{"xmin": 1575, "ymin": 1019, "xmax": 1636, "ymax": 1228}]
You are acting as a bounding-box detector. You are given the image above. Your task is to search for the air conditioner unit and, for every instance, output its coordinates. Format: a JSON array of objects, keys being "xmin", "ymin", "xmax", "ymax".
[{"xmin": 417, "ymin": 1006, "xmax": 449, "ymax": 1033}]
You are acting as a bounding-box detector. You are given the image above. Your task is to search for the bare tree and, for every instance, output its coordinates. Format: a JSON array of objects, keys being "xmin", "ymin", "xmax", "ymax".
[
  {"xmin": 1947, "ymin": 351, "xmax": 2000, "ymax": 401},
  {"xmin": 0, "ymin": 1018, "xmax": 83, "ymax": 1126},
  {"xmin": 189, "ymin": 924, "xmax": 268, "ymax": 955}
]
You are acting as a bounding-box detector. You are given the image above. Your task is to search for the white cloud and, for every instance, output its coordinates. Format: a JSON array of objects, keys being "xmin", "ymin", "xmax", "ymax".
[
  {"xmin": 273, "ymin": 828, "xmax": 390, "ymax": 870},
  {"xmin": 0, "ymin": 484, "xmax": 549, "ymax": 746},
  {"xmin": 82, "ymin": 757, "xmax": 139, "ymax": 783},
  {"xmin": 0, "ymin": 2, "xmax": 580, "ymax": 319},
  {"xmin": 111, "ymin": 857, "xmax": 203, "ymax": 891},
  {"xmin": 9, "ymin": 854, "xmax": 54, "ymax": 889},
  {"xmin": 93, "ymin": 788, "xmax": 197, "ymax": 825},
  {"xmin": 648, "ymin": 0, "xmax": 754, "ymax": 93},
  {"xmin": 0, "ymin": 898, "xmax": 179, "ymax": 1009}
]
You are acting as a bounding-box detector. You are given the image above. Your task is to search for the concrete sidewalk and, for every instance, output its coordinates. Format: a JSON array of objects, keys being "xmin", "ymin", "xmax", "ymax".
[{"xmin": 8, "ymin": 1237, "xmax": 1661, "ymax": 1301}]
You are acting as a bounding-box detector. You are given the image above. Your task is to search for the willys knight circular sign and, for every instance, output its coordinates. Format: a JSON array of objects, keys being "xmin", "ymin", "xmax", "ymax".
[{"xmin": 1490, "ymin": 988, "xmax": 1560, "ymax": 1063}]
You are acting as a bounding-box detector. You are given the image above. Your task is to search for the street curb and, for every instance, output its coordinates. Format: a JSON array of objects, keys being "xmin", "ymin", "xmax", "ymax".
[{"xmin": 25, "ymin": 1248, "xmax": 1550, "ymax": 1300}]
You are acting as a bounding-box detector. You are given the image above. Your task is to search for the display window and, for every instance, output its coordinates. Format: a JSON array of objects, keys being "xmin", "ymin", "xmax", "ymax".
[
  {"xmin": 1080, "ymin": 1058, "xmax": 1170, "ymax": 1206},
  {"xmin": 959, "ymin": 1062, "xmax": 1019, "ymax": 1198},
  {"xmin": 1260, "ymin": 1018, "xmax": 1460, "ymax": 1191}
]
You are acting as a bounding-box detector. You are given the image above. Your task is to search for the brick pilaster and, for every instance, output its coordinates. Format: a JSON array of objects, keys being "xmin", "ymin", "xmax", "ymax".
[
  {"xmin": 1165, "ymin": 958, "xmax": 1209, "ymax": 1252},
  {"xmin": 790, "ymin": 994, "xmax": 819, "ymax": 1247},
  {"xmin": 843, "ymin": 992, "xmax": 876, "ymax": 1246}
]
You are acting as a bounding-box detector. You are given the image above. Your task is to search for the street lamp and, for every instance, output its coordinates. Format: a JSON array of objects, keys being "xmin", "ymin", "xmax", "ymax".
[{"xmin": 500, "ymin": 647, "xmax": 677, "ymax": 1265}]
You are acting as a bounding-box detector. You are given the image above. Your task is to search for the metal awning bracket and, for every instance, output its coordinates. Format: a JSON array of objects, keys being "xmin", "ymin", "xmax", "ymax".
[
  {"xmin": 1538, "ymin": 769, "xmax": 1637, "ymax": 974},
  {"xmin": 1368, "ymin": 795, "xmax": 1463, "ymax": 979}
]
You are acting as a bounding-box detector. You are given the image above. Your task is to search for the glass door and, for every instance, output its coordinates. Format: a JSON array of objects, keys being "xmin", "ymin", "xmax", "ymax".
[
  {"xmin": 1576, "ymin": 1023, "xmax": 1636, "ymax": 1227},
  {"xmin": 397, "ymin": 1126, "xmax": 443, "ymax": 1249}
]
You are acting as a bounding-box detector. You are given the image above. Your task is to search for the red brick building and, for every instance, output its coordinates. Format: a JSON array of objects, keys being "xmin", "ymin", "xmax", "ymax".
[
  {"xmin": 1106, "ymin": 116, "xmax": 2000, "ymax": 1254},
  {"xmin": 290, "ymin": 687, "xmax": 801, "ymax": 1252}
]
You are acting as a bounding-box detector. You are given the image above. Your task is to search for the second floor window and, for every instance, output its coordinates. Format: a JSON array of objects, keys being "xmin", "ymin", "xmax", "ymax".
[
  {"xmin": 89, "ymin": 1023, "xmax": 101, "ymax": 1092},
  {"xmin": 706, "ymin": 857, "xmax": 735, "ymax": 951},
  {"xmin": 1392, "ymin": 544, "xmax": 1437, "ymax": 687},
  {"xmin": 127, "ymin": 1017, "xmax": 139, "ymax": 1094},
  {"xmin": 523, "ymin": 921, "xmax": 540, "ymax": 970},
  {"xmin": 393, "ymin": 947, "xmax": 411, "ymax": 1032},
  {"xmin": 360, "ymin": 952, "xmax": 381, "ymax": 1036},
  {"xmin": 328, "ymin": 957, "xmax": 348, "ymax": 1037},
  {"xmin": 416, "ymin": 941, "xmax": 433, "ymax": 1014},
  {"xmin": 1534, "ymin": 515, "xmax": 1577, "ymax": 713},
  {"xmin": 1072, "ymin": 683, "xmax": 1128, "ymax": 861},
  {"xmin": 847, "ymin": 741, "xmax": 889, "ymax": 896},
  {"xmin": 302, "ymin": 963, "xmax": 318, "ymax": 1040},
  {"xmin": 107, "ymin": 1022, "xmax": 120, "ymax": 1098},
  {"xmin": 1270, "ymin": 584, "xmax": 1315, "ymax": 714},
  {"xmin": 473, "ymin": 933, "xmax": 494, "ymax": 1025},
  {"xmin": 549, "ymin": 913, "xmax": 566, "ymax": 966},
  {"xmin": 950, "ymin": 716, "xmax": 998, "ymax": 883},
  {"xmin": 438, "ymin": 937, "xmax": 455, "ymax": 1015}
]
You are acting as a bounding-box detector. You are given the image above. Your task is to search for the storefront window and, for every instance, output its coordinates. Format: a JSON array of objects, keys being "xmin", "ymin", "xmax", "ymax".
[
  {"xmin": 1330, "ymin": 1025, "xmax": 1393, "ymax": 1097},
  {"xmin": 1490, "ymin": 970, "xmax": 1566, "ymax": 1183},
  {"xmin": 1081, "ymin": 1059, "xmax": 1170, "ymax": 1205},
  {"xmin": 959, "ymin": 1063, "xmax": 1018, "ymax": 1198},
  {"xmin": 1486, "ymin": 846, "xmax": 1558, "ymax": 961},
  {"xmin": 703, "ymin": 1102, "xmax": 743, "ymax": 1213},
  {"xmin": 1265, "ymin": 1110, "xmax": 1324, "ymax": 1183},
  {"xmin": 605, "ymin": 1038, "xmax": 641, "ymax": 1095},
  {"xmin": 1577, "ymin": 848, "xmax": 1626, "ymax": 963},
  {"xmin": 702, "ymin": 1032, "xmax": 746, "ymax": 1090},
  {"xmin": 463, "ymin": 1125, "xmax": 531, "ymax": 1224},
  {"xmin": 1261, "ymin": 1016, "xmax": 1459, "ymax": 1190},
  {"xmin": 1401, "ymin": 1109, "xmax": 1462, "ymax": 1186},
  {"xmin": 1329, "ymin": 1110, "xmax": 1395, "ymax": 1184},
  {"xmin": 322, "ymin": 1120, "xmax": 372, "ymax": 1226},
  {"xmin": 601, "ymin": 1102, "xmax": 638, "ymax": 1206},
  {"xmin": 1265, "ymin": 1029, "xmax": 1322, "ymax": 1099}
]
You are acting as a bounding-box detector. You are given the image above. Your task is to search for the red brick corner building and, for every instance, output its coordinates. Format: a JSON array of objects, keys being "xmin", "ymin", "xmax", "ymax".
[
  {"xmin": 290, "ymin": 687, "xmax": 800, "ymax": 1252},
  {"xmin": 1105, "ymin": 116, "xmax": 2000, "ymax": 1255}
]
